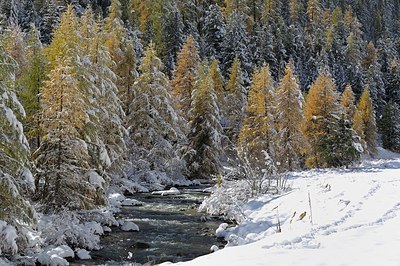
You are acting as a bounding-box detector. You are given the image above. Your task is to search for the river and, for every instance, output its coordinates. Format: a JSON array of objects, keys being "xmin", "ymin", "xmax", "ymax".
[{"xmin": 73, "ymin": 186, "xmax": 225, "ymax": 265}]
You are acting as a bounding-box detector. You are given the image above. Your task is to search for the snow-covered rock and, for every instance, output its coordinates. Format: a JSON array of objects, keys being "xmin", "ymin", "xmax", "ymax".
[
  {"xmin": 215, "ymin": 223, "xmax": 229, "ymax": 238},
  {"xmin": 151, "ymin": 187, "xmax": 181, "ymax": 196},
  {"xmin": 87, "ymin": 170, "xmax": 105, "ymax": 189},
  {"xmin": 121, "ymin": 198, "xmax": 144, "ymax": 206},
  {"xmin": 102, "ymin": 226, "xmax": 112, "ymax": 233},
  {"xmin": 210, "ymin": 245, "xmax": 219, "ymax": 252},
  {"xmin": 121, "ymin": 221, "xmax": 139, "ymax": 232},
  {"xmin": 37, "ymin": 245, "xmax": 74, "ymax": 266},
  {"xmin": 83, "ymin": 222, "xmax": 103, "ymax": 235},
  {"xmin": 75, "ymin": 249, "xmax": 91, "ymax": 260}
]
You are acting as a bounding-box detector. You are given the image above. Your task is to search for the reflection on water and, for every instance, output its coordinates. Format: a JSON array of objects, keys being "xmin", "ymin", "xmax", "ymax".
[{"xmin": 72, "ymin": 187, "xmax": 225, "ymax": 265}]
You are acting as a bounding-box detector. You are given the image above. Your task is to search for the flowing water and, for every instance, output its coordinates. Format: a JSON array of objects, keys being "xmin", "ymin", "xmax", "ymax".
[{"xmin": 73, "ymin": 187, "xmax": 225, "ymax": 265}]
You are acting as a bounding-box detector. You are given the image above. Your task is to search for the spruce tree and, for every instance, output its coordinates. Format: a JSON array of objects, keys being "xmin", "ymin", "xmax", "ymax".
[
  {"xmin": 225, "ymin": 56, "xmax": 246, "ymax": 142},
  {"xmin": 303, "ymin": 71, "xmax": 358, "ymax": 168},
  {"xmin": 356, "ymin": 87, "xmax": 378, "ymax": 156},
  {"xmin": 185, "ymin": 61, "xmax": 223, "ymax": 179},
  {"xmin": 203, "ymin": 4, "xmax": 226, "ymax": 62},
  {"xmin": 0, "ymin": 40, "xmax": 36, "ymax": 229},
  {"xmin": 381, "ymin": 102, "xmax": 400, "ymax": 152},
  {"xmin": 127, "ymin": 43, "xmax": 186, "ymax": 182},
  {"xmin": 238, "ymin": 64, "xmax": 275, "ymax": 174},
  {"xmin": 34, "ymin": 6, "xmax": 105, "ymax": 212},
  {"xmin": 275, "ymin": 63, "xmax": 305, "ymax": 172},
  {"xmin": 171, "ymin": 35, "xmax": 201, "ymax": 121}
]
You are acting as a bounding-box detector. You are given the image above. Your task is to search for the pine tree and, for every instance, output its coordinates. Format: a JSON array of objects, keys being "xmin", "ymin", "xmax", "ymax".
[
  {"xmin": 0, "ymin": 40, "xmax": 36, "ymax": 229},
  {"xmin": 222, "ymin": 11, "xmax": 252, "ymax": 84},
  {"xmin": 275, "ymin": 63, "xmax": 305, "ymax": 172},
  {"xmin": 171, "ymin": 35, "xmax": 201, "ymax": 121},
  {"xmin": 104, "ymin": 0, "xmax": 137, "ymax": 116},
  {"xmin": 341, "ymin": 84, "xmax": 357, "ymax": 122},
  {"xmin": 203, "ymin": 4, "xmax": 226, "ymax": 62},
  {"xmin": 38, "ymin": 0, "xmax": 59, "ymax": 44},
  {"xmin": 381, "ymin": 102, "xmax": 400, "ymax": 152},
  {"xmin": 79, "ymin": 7, "xmax": 127, "ymax": 176},
  {"xmin": 225, "ymin": 56, "xmax": 246, "ymax": 142},
  {"xmin": 127, "ymin": 43, "xmax": 186, "ymax": 182},
  {"xmin": 303, "ymin": 71, "xmax": 358, "ymax": 168},
  {"xmin": 159, "ymin": 1, "xmax": 184, "ymax": 73},
  {"xmin": 34, "ymin": 6, "xmax": 105, "ymax": 212},
  {"xmin": 356, "ymin": 87, "xmax": 378, "ymax": 156},
  {"xmin": 238, "ymin": 64, "xmax": 275, "ymax": 174},
  {"xmin": 185, "ymin": 61, "xmax": 223, "ymax": 179},
  {"xmin": 18, "ymin": 25, "xmax": 47, "ymax": 150}
]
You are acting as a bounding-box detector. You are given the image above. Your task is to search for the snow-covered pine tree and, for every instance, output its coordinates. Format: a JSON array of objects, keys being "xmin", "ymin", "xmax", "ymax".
[
  {"xmin": 104, "ymin": 0, "xmax": 137, "ymax": 116},
  {"xmin": 209, "ymin": 58, "xmax": 225, "ymax": 116},
  {"xmin": 341, "ymin": 84, "xmax": 357, "ymax": 123},
  {"xmin": 127, "ymin": 43, "xmax": 186, "ymax": 184},
  {"xmin": 160, "ymin": 1, "xmax": 184, "ymax": 74},
  {"xmin": 381, "ymin": 102, "xmax": 400, "ymax": 153},
  {"xmin": 0, "ymin": 37, "xmax": 36, "ymax": 231},
  {"xmin": 238, "ymin": 64, "xmax": 276, "ymax": 175},
  {"xmin": 222, "ymin": 10, "xmax": 252, "ymax": 84},
  {"xmin": 202, "ymin": 4, "xmax": 226, "ymax": 63},
  {"xmin": 171, "ymin": 35, "xmax": 201, "ymax": 121},
  {"xmin": 78, "ymin": 7, "xmax": 128, "ymax": 177},
  {"xmin": 18, "ymin": 25, "xmax": 47, "ymax": 150},
  {"xmin": 225, "ymin": 56, "xmax": 247, "ymax": 142},
  {"xmin": 275, "ymin": 62, "xmax": 305, "ymax": 172},
  {"xmin": 38, "ymin": 0, "xmax": 59, "ymax": 44},
  {"xmin": 184, "ymin": 60, "xmax": 223, "ymax": 179},
  {"xmin": 356, "ymin": 87, "xmax": 378, "ymax": 156},
  {"xmin": 34, "ymin": 6, "xmax": 105, "ymax": 212},
  {"xmin": 303, "ymin": 71, "xmax": 359, "ymax": 168}
]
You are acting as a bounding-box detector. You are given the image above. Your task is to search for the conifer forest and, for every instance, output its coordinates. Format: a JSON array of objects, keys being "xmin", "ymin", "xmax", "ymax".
[{"xmin": 1, "ymin": 0, "xmax": 400, "ymax": 265}]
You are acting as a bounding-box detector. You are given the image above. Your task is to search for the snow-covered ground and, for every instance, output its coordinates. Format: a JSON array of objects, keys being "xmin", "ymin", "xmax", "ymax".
[{"xmin": 172, "ymin": 148, "xmax": 400, "ymax": 266}]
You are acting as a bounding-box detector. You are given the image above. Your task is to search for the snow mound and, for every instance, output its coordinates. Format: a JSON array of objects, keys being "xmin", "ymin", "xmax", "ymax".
[
  {"xmin": 121, "ymin": 198, "xmax": 144, "ymax": 206},
  {"xmin": 210, "ymin": 245, "xmax": 219, "ymax": 252},
  {"xmin": 151, "ymin": 187, "xmax": 181, "ymax": 196},
  {"xmin": 0, "ymin": 221, "xmax": 18, "ymax": 255},
  {"xmin": 121, "ymin": 221, "xmax": 139, "ymax": 232},
  {"xmin": 215, "ymin": 223, "xmax": 229, "ymax": 238},
  {"xmin": 37, "ymin": 245, "xmax": 74, "ymax": 266},
  {"xmin": 75, "ymin": 248, "xmax": 91, "ymax": 260}
]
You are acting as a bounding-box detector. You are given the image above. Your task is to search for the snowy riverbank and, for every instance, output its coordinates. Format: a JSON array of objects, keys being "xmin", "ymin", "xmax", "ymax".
[{"xmin": 170, "ymin": 148, "xmax": 400, "ymax": 265}]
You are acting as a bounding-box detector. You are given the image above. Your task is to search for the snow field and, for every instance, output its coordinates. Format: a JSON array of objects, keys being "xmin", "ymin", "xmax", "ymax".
[{"xmin": 175, "ymin": 152, "xmax": 400, "ymax": 265}]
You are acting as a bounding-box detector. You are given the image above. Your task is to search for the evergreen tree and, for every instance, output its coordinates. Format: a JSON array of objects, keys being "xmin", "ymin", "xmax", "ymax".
[
  {"xmin": 104, "ymin": 0, "xmax": 137, "ymax": 116},
  {"xmin": 159, "ymin": 1, "xmax": 184, "ymax": 74},
  {"xmin": 18, "ymin": 25, "xmax": 47, "ymax": 150},
  {"xmin": 203, "ymin": 4, "xmax": 226, "ymax": 62},
  {"xmin": 275, "ymin": 63, "xmax": 305, "ymax": 172},
  {"xmin": 185, "ymin": 61, "xmax": 223, "ymax": 179},
  {"xmin": 171, "ymin": 35, "xmax": 201, "ymax": 121},
  {"xmin": 303, "ymin": 71, "xmax": 358, "ymax": 168},
  {"xmin": 381, "ymin": 102, "xmax": 400, "ymax": 152},
  {"xmin": 0, "ymin": 39, "xmax": 36, "ymax": 230},
  {"xmin": 127, "ymin": 43, "xmax": 186, "ymax": 182},
  {"xmin": 225, "ymin": 56, "xmax": 246, "ymax": 142},
  {"xmin": 341, "ymin": 84, "xmax": 357, "ymax": 122},
  {"xmin": 238, "ymin": 64, "xmax": 275, "ymax": 174},
  {"xmin": 34, "ymin": 6, "xmax": 105, "ymax": 212},
  {"xmin": 38, "ymin": 0, "xmax": 59, "ymax": 44},
  {"xmin": 356, "ymin": 87, "xmax": 378, "ymax": 156},
  {"xmin": 222, "ymin": 11, "xmax": 252, "ymax": 84}
]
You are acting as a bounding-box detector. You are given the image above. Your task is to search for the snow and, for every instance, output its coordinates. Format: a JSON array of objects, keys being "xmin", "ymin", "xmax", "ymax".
[
  {"xmin": 75, "ymin": 248, "xmax": 91, "ymax": 260},
  {"xmin": 151, "ymin": 187, "xmax": 181, "ymax": 196},
  {"xmin": 121, "ymin": 198, "xmax": 144, "ymax": 206},
  {"xmin": 175, "ymin": 150, "xmax": 400, "ymax": 265},
  {"xmin": 87, "ymin": 170, "xmax": 105, "ymax": 189},
  {"xmin": 121, "ymin": 221, "xmax": 139, "ymax": 232},
  {"xmin": 0, "ymin": 221, "xmax": 18, "ymax": 255},
  {"xmin": 37, "ymin": 245, "xmax": 74, "ymax": 266}
]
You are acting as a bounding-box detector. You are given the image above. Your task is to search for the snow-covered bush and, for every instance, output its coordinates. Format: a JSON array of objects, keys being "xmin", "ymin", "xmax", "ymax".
[
  {"xmin": 38, "ymin": 212, "xmax": 105, "ymax": 250},
  {"xmin": 199, "ymin": 179, "xmax": 254, "ymax": 222}
]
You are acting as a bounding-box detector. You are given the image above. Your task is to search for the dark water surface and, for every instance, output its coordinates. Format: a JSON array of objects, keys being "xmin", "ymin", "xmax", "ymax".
[{"xmin": 73, "ymin": 187, "xmax": 225, "ymax": 265}]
